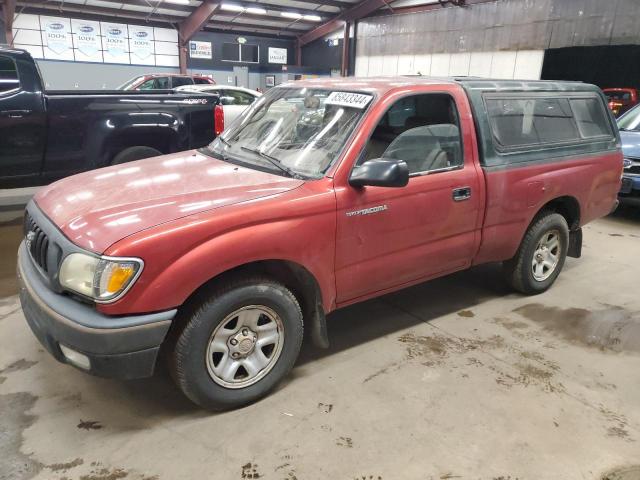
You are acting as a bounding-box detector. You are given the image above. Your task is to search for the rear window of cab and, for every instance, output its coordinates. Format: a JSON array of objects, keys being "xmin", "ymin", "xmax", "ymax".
[{"xmin": 484, "ymin": 93, "xmax": 613, "ymax": 152}]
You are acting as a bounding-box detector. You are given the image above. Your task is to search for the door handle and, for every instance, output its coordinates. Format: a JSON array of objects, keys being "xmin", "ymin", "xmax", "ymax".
[
  {"xmin": 2, "ymin": 110, "xmax": 32, "ymax": 118},
  {"xmin": 452, "ymin": 187, "xmax": 471, "ymax": 202}
]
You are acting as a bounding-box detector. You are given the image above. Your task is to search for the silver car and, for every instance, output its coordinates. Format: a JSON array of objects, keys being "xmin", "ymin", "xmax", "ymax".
[{"xmin": 175, "ymin": 84, "xmax": 261, "ymax": 125}]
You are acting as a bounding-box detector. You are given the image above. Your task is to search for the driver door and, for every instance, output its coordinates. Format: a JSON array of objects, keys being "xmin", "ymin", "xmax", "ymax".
[{"xmin": 334, "ymin": 90, "xmax": 483, "ymax": 304}]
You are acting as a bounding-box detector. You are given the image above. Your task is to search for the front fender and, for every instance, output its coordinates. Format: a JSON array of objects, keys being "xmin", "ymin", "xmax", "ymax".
[{"xmin": 98, "ymin": 183, "xmax": 338, "ymax": 316}]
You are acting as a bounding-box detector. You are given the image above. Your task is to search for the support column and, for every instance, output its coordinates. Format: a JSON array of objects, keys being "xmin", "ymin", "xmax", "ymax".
[
  {"xmin": 341, "ymin": 21, "xmax": 350, "ymax": 76},
  {"xmin": 2, "ymin": 0, "xmax": 17, "ymax": 45},
  {"xmin": 178, "ymin": 44, "xmax": 188, "ymax": 74},
  {"xmin": 178, "ymin": 0, "xmax": 218, "ymax": 74}
]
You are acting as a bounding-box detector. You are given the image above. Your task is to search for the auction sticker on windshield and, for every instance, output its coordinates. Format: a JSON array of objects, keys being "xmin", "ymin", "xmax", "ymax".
[{"xmin": 325, "ymin": 92, "xmax": 373, "ymax": 109}]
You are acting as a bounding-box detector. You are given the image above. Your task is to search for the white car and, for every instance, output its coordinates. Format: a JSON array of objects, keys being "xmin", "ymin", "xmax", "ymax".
[{"xmin": 175, "ymin": 84, "xmax": 261, "ymax": 125}]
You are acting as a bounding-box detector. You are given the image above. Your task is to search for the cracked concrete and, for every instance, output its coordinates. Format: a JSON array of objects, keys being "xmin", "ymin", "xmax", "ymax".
[{"xmin": 0, "ymin": 209, "xmax": 639, "ymax": 479}]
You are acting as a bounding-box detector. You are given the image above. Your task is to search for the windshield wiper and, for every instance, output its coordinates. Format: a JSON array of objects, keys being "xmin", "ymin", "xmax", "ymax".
[{"xmin": 240, "ymin": 146, "xmax": 302, "ymax": 179}]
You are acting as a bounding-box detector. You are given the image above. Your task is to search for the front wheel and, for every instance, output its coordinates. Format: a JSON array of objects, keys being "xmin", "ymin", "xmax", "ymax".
[
  {"xmin": 503, "ymin": 211, "xmax": 569, "ymax": 295},
  {"xmin": 169, "ymin": 277, "xmax": 303, "ymax": 410}
]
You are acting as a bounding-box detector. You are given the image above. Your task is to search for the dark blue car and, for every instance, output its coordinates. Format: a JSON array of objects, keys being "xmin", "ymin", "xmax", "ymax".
[{"xmin": 618, "ymin": 104, "xmax": 640, "ymax": 206}]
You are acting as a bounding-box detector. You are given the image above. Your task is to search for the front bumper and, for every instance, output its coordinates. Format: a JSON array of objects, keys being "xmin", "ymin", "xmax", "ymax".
[
  {"xmin": 18, "ymin": 242, "xmax": 176, "ymax": 379},
  {"xmin": 619, "ymin": 175, "xmax": 640, "ymax": 207}
]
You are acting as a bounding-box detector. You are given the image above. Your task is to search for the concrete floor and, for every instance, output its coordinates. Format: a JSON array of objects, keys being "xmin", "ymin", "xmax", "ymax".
[{"xmin": 1, "ymin": 207, "xmax": 640, "ymax": 480}]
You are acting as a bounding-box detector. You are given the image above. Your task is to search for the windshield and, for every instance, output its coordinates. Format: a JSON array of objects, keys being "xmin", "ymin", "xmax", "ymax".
[
  {"xmin": 203, "ymin": 87, "xmax": 373, "ymax": 178},
  {"xmin": 618, "ymin": 104, "xmax": 640, "ymax": 131},
  {"xmin": 118, "ymin": 76, "xmax": 144, "ymax": 90}
]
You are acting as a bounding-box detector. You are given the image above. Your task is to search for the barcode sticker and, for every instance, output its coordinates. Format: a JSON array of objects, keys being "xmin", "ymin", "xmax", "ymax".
[{"xmin": 325, "ymin": 92, "xmax": 373, "ymax": 109}]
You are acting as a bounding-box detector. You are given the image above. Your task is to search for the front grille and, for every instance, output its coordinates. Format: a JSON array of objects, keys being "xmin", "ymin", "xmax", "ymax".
[
  {"xmin": 625, "ymin": 157, "xmax": 640, "ymax": 175},
  {"xmin": 24, "ymin": 211, "xmax": 50, "ymax": 272}
]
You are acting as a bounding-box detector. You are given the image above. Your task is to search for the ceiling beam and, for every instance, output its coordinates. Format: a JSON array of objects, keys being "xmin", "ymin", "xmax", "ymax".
[
  {"xmin": 179, "ymin": 0, "xmax": 218, "ymax": 43},
  {"xmin": 91, "ymin": 0, "xmax": 193, "ymax": 14},
  {"xmin": 207, "ymin": 21, "xmax": 300, "ymax": 35},
  {"xmin": 298, "ymin": 0, "xmax": 395, "ymax": 46},
  {"xmin": 16, "ymin": 1, "xmax": 183, "ymax": 24},
  {"xmin": 3, "ymin": 0, "xmax": 17, "ymax": 44},
  {"xmin": 202, "ymin": 25, "xmax": 296, "ymax": 39},
  {"xmin": 213, "ymin": 11, "xmax": 320, "ymax": 26},
  {"xmin": 294, "ymin": 0, "xmax": 353, "ymax": 9}
]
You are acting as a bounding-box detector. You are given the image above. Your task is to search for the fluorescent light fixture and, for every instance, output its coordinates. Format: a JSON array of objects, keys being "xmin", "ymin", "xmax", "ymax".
[
  {"xmin": 221, "ymin": 4, "xmax": 267, "ymax": 14},
  {"xmin": 303, "ymin": 14, "xmax": 322, "ymax": 21},
  {"xmin": 165, "ymin": 0, "xmax": 190, "ymax": 4},
  {"xmin": 221, "ymin": 3, "xmax": 245, "ymax": 12},
  {"xmin": 281, "ymin": 11, "xmax": 303, "ymax": 19}
]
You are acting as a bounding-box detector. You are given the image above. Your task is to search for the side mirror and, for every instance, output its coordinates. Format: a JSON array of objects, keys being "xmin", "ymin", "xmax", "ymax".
[{"xmin": 349, "ymin": 158, "xmax": 409, "ymax": 188}]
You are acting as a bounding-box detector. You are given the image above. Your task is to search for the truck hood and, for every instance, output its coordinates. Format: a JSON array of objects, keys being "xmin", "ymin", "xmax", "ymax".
[
  {"xmin": 35, "ymin": 150, "xmax": 304, "ymax": 253},
  {"xmin": 620, "ymin": 130, "xmax": 640, "ymax": 158}
]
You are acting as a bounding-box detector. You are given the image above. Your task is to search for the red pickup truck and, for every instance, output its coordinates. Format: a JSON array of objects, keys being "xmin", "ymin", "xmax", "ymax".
[
  {"xmin": 18, "ymin": 77, "xmax": 622, "ymax": 410},
  {"xmin": 603, "ymin": 88, "xmax": 639, "ymax": 117}
]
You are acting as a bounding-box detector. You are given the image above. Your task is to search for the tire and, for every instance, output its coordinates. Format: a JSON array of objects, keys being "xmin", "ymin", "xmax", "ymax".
[
  {"xmin": 111, "ymin": 146, "xmax": 162, "ymax": 165},
  {"xmin": 169, "ymin": 276, "xmax": 304, "ymax": 410},
  {"xmin": 503, "ymin": 211, "xmax": 569, "ymax": 295}
]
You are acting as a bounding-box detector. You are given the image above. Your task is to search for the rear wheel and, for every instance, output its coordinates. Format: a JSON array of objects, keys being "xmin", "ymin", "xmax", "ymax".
[
  {"xmin": 111, "ymin": 146, "xmax": 162, "ymax": 165},
  {"xmin": 169, "ymin": 277, "xmax": 303, "ymax": 410},
  {"xmin": 503, "ymin": 211, "xmax": 569, "ymax": 295}
]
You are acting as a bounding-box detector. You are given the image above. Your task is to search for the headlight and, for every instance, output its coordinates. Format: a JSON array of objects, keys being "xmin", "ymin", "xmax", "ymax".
[{"xmin": 59, "ymin": 253, "xmax": 143, "ymax": 303}]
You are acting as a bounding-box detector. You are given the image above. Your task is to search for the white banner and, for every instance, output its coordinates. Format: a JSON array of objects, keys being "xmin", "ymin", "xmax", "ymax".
[
  {"xmin": 13, "ymin": 14, "xmax": 180, "ymax": 66},
  {"xmin": 42, "ymin": 16, "xmax": 72, "ymax": 57},
  {"xmin": 129, "ymin": 25, "xmax": 154, "ymax": 63},
  {"xmin": 189, "ymin": 40, "xmax": 212, "ymax": 59},
  {"xmin": 268, "ymin": 47, "xmax": 287, "ymax": 65},
  {"xmin": 102, "ymin": 22, "xmax": 129, "ymax": 63},
  {"xmin": 71, "ymin": 19, "xmax": 101, "ymax": 60}
]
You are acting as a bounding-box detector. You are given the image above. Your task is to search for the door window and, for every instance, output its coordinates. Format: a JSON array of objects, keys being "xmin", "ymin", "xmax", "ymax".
[
  {"xmin": 194, "ymin": 77, "xmax": 211, "ymax": 85},
  {"xmin": 0, "ymin": 55, "xmax": 20, "ymax": 94},
  {"xmin": 154, "ymin": 77, "xmax": 170, "ymax": 89},
  {"xmin": 137, "ymin": 78, "xmax": 156, "ymax": 90},
  {"xmin": 218, "ymin": 90, "xmax": 256, "ymax": 106},
  {"xmin": 359, "ymin": 93, "xmax": 463, "ymax": 175},
  {"xmin": 171, "ymin": 76, "xmax": 194, "ymax": 88},
  {"xmin": 232, "ymin": 91, "xmax": 256, "ymax": 105}
]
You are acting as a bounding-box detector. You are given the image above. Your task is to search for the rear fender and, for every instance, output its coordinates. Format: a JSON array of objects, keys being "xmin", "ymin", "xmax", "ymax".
[{"xmin": 86, "ymin": 112, "xmax": 182, "ymax": 167}]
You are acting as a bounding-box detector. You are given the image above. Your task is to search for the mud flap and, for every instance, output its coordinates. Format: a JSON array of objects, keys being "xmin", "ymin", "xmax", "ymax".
[
  {"xmin": 568, "ymin": 228, "xmax": 582, "ymax": 258},
  {"xmin": 310, "ymin": 303, "xmax": 329, "ymax": 349}
]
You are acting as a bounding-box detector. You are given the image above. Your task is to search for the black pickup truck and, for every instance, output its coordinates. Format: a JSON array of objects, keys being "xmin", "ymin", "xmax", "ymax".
[{"xmin": 0, "ymin": 46, "xmax": 220, "ymax": 189}]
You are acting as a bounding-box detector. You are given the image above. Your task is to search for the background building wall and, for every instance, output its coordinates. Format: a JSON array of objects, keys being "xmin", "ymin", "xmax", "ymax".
[
  {"xmin": 186, "ymin": 30, "xmax": 301, "ymax": 90},
  {"xmin": 355, "ymin": 0, "xmax": 640, "ymax": 79},
  {"xmin": 36, "ymin": 61, "xmax": 180, "ymax": 90},
  {"xmin": 4, "ymin": 11, "xmax": 336, "ymax": 90}
]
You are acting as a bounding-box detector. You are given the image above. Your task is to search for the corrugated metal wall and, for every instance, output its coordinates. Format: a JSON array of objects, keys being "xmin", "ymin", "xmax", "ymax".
[
  {"xmin": 355, "ymin": 0, "xmax": 640, "ymax": 78},
  {"xmin": 360, "ymin": 0, "xmax": 640, "ymax": 56}
]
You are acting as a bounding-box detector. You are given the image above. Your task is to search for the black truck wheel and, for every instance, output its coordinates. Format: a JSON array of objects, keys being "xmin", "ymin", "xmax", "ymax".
[
  {"xmin": 169, "ymin": 276, "xmax": 304, "ymax": 410},
  {"xmin": 111, "ymin": 146, "xmax": 162, "ymax": 165},
  {"xmin": 503, "ymin": 211, "xmax": 569, "ymax": 295}
]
